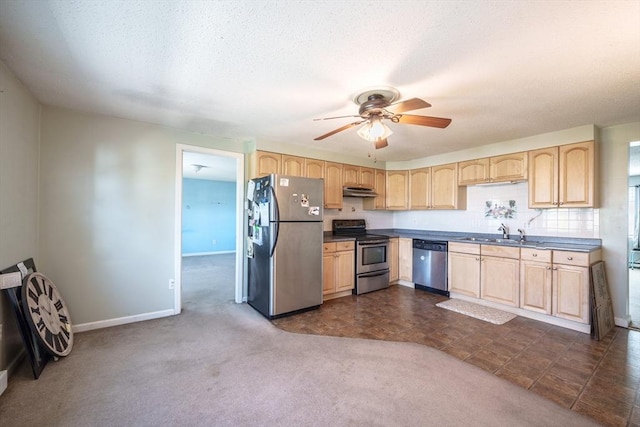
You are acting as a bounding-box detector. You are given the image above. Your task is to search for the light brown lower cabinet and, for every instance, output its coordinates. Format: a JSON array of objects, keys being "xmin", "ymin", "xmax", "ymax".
[
  {"xmin": 447, "ymin": 242, "xmax": 481, "ymax": 298},
  {"xmin": 520, "ymin": 248, "xmax": 600, "ymax": 324},
  {"xmin": 389, "ymin": 238, "xmax": 399, "ymax": 283},
  {"xmin": 520, "ymin": 248, "xmax": 553, "ymax": 314},
  {"xmin": 323, "ymin": 241, "xmax": 355, "ymax": 299},
  {"xmin": 398, "ymin": 238, "xmax": 413, "ymax": 282},
  {"xmin": 480, "ymin": 245, "xmax": 520, "ymax": 307}
]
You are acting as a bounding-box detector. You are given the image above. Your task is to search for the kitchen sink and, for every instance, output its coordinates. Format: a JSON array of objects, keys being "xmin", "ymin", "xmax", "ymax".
[
  {"xmin": 458, "ymin": 237, "xmax": 492, "ymax": 242},
  {"xmin": 457, "ymin": 237, "xmax": 525, "ymax": 245}
]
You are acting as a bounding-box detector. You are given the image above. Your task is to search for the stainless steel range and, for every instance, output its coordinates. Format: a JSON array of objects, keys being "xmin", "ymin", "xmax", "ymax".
[{"xmin": 332, "ymin": 219, "xmax": 390, "ymax": 295}]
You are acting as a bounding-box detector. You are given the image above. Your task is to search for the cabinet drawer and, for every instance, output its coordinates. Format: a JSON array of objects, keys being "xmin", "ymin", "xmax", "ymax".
[
  {"xmin": 448, "ymin": 242, "xmax": 480, "ymax": 255},
  {"xmin": 323, "ymin": 242, "xmax": 336, "ymax": 253},
  {"xmin": 336, "ymin": 241, "xmax": 355, "ymax": 251},
  {"xmin": 481, "ymin": 244, "xmax": 520, "ymax": 259},
  {"xmin": 552, "ymin": 250, "xmax": 589, "ymax": 267},
  {"xmin": 521, "ymin": 248, "xmax": 551, "ymax": 263}
]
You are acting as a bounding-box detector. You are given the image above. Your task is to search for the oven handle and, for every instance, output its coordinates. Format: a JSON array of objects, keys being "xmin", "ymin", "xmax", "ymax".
[
  {"xmin": 357, "ymin": 239, "xmax": 389, "ymax": 246},
  {"xmin": 358, "ymin": 270, "xmax": 390, "ymax": 278}
]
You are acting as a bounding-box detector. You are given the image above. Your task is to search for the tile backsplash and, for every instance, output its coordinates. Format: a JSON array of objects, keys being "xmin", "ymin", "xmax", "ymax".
[{"xmin": 324, "ymin": 182, "xmax": 599, "ymax": 239}]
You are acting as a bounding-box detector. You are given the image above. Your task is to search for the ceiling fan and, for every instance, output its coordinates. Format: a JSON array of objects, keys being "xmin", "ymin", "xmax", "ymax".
[{"xmin": 313, "ymin": 87, "xmax": 451, "ymax": 149}]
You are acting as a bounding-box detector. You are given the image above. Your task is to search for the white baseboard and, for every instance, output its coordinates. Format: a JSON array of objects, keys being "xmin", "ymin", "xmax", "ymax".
[
  {"xmin": 0, "ymin": 370, "xmax": 7, "ymax": 396},
  {"xmin": 448, "ymin": 292, "xmax": 591, "ymax": 334},
  {"xmin": 1, "ymin": 349, "xmax": 26, "ymax": 395},
  {"xmin": 182, "ymin": 250, "xmax": 235, "ymax": 257},
  {"xmin": 615, "ymin": 316, "xmax": 630, "ymax": 328},
  {"xmin": 73, "ymin": 309, "xmax": 176, "ymax": 333},
  {"xmin": 396, "ymin": 280, "xmax": 414, "ymax": 288}
]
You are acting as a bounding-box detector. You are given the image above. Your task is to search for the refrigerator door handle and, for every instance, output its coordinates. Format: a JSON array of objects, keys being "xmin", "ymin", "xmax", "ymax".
[{"xmin": 269, "ymin": 185, "xmax": 280, "ymax": 257}]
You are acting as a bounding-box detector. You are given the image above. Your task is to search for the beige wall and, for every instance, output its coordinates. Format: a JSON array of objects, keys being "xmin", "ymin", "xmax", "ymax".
[
  {"xmin": 38, "ymin": 107, "xmax": 247, "ymax": 326},
  {"xmin": 0, "ymin": 61, "xmax": 40, "ymax": 371}
]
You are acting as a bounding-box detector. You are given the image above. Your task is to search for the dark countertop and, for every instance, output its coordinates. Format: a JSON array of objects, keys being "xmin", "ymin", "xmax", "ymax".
[{"xmin": 323, "ymin": 229, "xmax": 602, "ymax": 253}]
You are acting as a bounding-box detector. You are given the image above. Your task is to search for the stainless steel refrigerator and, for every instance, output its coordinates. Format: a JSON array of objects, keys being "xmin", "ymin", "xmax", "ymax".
[{"xmin": 247, "ymin": 174, "xmax": 324, "ymax": 319}]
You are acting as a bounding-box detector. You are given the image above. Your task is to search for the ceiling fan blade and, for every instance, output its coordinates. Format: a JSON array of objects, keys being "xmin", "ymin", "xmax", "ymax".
[
  {"xmin": 313, "ymin": 114, "xmax": 361, "ymax": 121},
  {"xmin": 374, "ymin": 138, "xmax": 389, "ymax": 149},
  {"xmin": 387, "ymin": 98, "xmax": 431, "ymax": 114},
  {"xmin": 395, "ymin": 114, "xmax": 452, "ymax": 128},
  {"xmin": 313, "ymin": 121, "xmax": 365, "ymax": 140}
]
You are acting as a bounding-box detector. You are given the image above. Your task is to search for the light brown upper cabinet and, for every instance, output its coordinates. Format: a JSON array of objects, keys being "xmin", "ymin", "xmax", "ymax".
[
  {"xmin": 409, "ymin": 168, "xmax": 431, "ymax": 209},
  {"xmin": 410, "ymin": 164, "xmax": 466, "ymax": 210},
  {"xmin": 250, "ymin": 151, "xmax": 281, "ymax": 178},
  {"xmin": 458, "ymin": 152, "xmax": 527, "ymax": 186},
  {"xmin": 324, "ymin": 162, "xmax": 343, "ymax": 209},
  {"xmin": 457, "ymin": 158, "xmax": 489, "ymax": 186},
  {"xmin": 431, "ymin": 163, "xmax": 466, "ymax": 210},
  {"xmin": 281, "ymin": 154, "xmax": 306, "ymax": 177},
  {"xmin": 528, "ymin": 140, "xmax": 596, "ymax": 208},
  {"xmin": 386, "ymin": 170, "xmax": 409, "ymax": 210},
  {"xmin": 343, "ymin": 165, "xmax": 375, "ymax": 188},
  {"xmin": 305, "ymin": 158, "xmax": 325, "ymax": 179},
  {"xmin": 363, "ymin": 169, "xmax": 387, "ymax": 210},
  {"xmin": 491, "ymin": 152, "xmax": 528, "ymax": 182}
]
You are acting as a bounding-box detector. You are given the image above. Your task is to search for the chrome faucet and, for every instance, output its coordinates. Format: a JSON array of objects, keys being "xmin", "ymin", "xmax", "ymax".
[
  {"xmin": 517, "ymin": 228, "xmax": 525, "ymax": 242},
  {"xmin": 498, "ymin": 223, "xmax": 509, "ymax": 239}
]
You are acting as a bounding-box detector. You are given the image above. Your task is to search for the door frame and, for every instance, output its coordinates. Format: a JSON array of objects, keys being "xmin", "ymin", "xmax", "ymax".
[{"xmin": 174, "ymin": 144, "xmax": 245, "ymax": 314}]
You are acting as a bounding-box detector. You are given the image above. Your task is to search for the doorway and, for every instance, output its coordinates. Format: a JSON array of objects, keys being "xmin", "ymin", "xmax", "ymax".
[
  {"xmin": 174, "ymin": 145, "xmax": 244, "ymax": 314},
  {"xmin": 628, "ymin": 141, "xmax": 640, "ymax": 329}
]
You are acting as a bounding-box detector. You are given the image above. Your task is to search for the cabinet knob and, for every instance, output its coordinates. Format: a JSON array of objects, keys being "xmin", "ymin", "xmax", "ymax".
[
  {"xmin": 559, "ymin": 202, "xmax": 564, "ymax": 205},
  {"xmin": 475, "ymin": 257, "xmax": 480, "ymax": 261},
  {"xmin": 532, "ymin": 253, "xmax": 537, "ymax": 257},
  {"xmin": 552, "ymin": 267, "xmax": 558, "ymax": 270},
  {"xmin": 567, "ymin": 257, "xmax": 573, "ymax": 260},
  {"xmin": 546, "ymin": 266, "xmax": 551, "ymax": 270}
]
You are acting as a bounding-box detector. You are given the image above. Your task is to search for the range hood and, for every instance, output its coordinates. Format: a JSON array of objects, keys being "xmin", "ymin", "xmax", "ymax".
[{"xmin": 342, "ymin": 186, "xmax": 378, "ymax": 198}]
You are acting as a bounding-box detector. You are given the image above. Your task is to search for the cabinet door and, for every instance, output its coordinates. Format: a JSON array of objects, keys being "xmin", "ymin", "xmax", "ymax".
[
  {"xmin": 399, "ymin": 238, "xmax": 413, "ymax": 281},
  {"xmin": 409, "ymin": 168, "xmax": 431, "ymax": 209},
  {"xmin": 364, "ymin": 169, "xmax": 386, "ymax": 210},
  {"xmin": 323, "ymin": 252, "xmax": 336, "ymax": 295},
  {"xmin": 305, "ymin": 159, "xmax": 325, "ymax": 179},
  {"xmin": 252, "ymin": 151, "xmax": 281, "ymax": 178},
  {"xmin": 528, "ymin": 147, "xmax": 559, "ymax": 208},
  {"xmin": 448, "ymin": 252, "xmax": 480, "ymax": 297},
  {"xmin": 282, "ymin": 155, "xmax": 305, "ymax": 177},
  {"xmin": 491, "ymin": 152, "xmax": 527, "ymax": 182},
  {"xmin": 324, "ymin": 162, "xmax": 343, "ymax": 209},
  {"xmin": 389, "ymin": 238, "xmax": 399, "ymax": 283},
  {"xmin": 431, "ymin": 163, "xmax": 461, "ymax": 209},
  {"xmin": 360, "ymin": 167, "xmax": 375, "ymax": 188},
  {"xmin": 559, "ymin": 140, "xmax": 595, "ymax": 207},
  {"xmin": 481, "ymin": 255, "xmax": 519, "ymax": 307},
  {"xmin": 553, "ymin": 264, "xmax": 590, "ymax": 324},
  {"xmin": 335, "ymin": 251, "xmax": 355, "ymax": 292},
  {"xmin": 343, "ymin": 165, "xmax": 360, "ymax": 187},
  {"xmin": 386, "ymin": 170, "xmax": 409, "ymax": 210},
  {"xmin": 458, "ymin": 158, "xmax": 489, "ymax": 185},
  {"xmin": 520, "ymin": 260, "xmax": 552, "ymax": 314}
]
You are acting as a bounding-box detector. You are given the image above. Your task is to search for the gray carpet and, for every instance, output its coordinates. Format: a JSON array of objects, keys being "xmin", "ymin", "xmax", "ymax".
[{"xmin": 0, "ymin": 254, "xmax": 598, "ymax": 426}]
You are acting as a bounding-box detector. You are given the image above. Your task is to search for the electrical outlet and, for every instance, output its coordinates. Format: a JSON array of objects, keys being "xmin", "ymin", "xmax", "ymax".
[{"xmin": 168, "ymin": 279, "xmax": 175, "ymax": 290}]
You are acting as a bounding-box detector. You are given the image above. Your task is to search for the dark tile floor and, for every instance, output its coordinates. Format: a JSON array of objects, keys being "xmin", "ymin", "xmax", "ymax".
[{"xmin": 272, "ymin": 285, "xmax": 640, "ymax": 427}]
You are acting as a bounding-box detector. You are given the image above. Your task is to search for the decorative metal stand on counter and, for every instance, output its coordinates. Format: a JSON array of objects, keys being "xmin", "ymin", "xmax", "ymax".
[{"xmin": 0, "ymin": 258, "xmax": 51, "ymax": 379}]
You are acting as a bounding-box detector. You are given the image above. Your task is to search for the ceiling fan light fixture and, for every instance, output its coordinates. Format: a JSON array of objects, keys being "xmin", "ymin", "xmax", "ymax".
[{"xmin": 357, "ymin": 117, "xmax": 393, "ymax": 142}]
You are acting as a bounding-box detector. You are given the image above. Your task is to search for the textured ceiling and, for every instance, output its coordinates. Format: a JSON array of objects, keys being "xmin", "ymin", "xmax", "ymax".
[{"xmin": 1, "ymin": 0, "xmax": 639, "ymax": 162}]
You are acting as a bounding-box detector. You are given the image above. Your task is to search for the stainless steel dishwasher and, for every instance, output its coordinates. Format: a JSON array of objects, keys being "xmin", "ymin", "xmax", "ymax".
[{"xmin": 412, "ymin": 239, "xmax": 449, "ymax": 296}]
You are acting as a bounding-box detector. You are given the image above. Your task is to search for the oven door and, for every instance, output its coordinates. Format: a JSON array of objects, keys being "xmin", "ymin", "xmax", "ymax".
[{"xmin": 356, "ymin": 239, "xmax": 389, "ymax": 274}]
